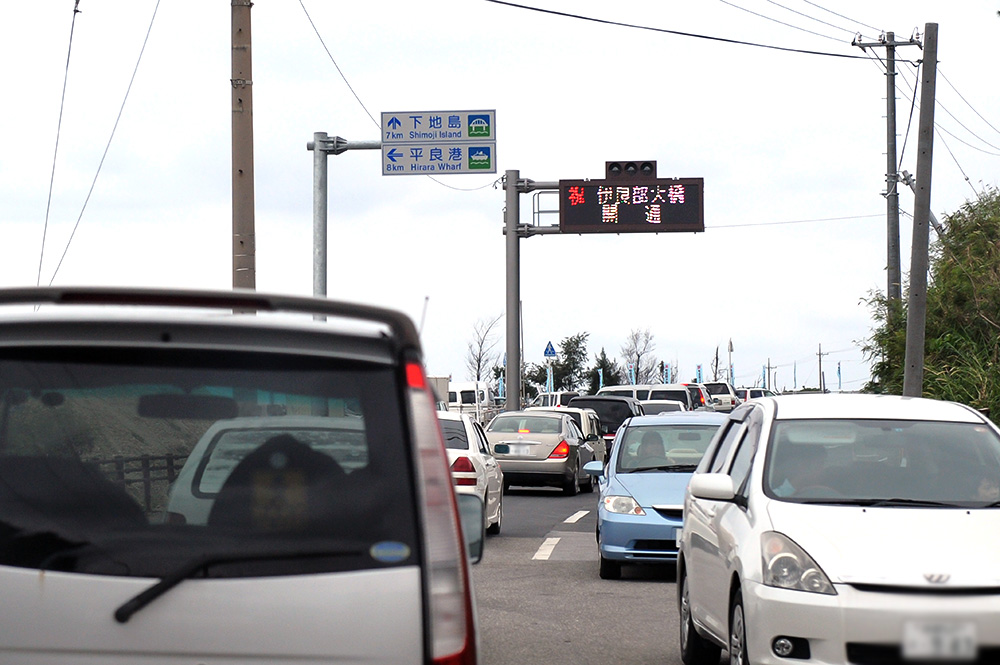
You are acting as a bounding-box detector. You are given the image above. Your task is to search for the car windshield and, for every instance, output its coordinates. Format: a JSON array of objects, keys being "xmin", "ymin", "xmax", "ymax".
[
  {"xmin": 0, "ymin": 348, "xmax": 418, "ymax": 579},
  {"xmin": 765, "ymin": 419, "xmax": 1000, "ymax": 505},
  {"xmin": 616, "ymin": 424, "xmax": 718, "ymax": 472}
]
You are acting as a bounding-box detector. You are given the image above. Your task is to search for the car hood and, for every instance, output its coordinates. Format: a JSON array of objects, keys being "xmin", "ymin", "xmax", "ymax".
[
  {"xmin": 765, "ymin": 501, "xmax": 1000, "ymax": 588},
  {"xmin": 610, "ymin": 471, "xmax": 691, "ymax": 508}
]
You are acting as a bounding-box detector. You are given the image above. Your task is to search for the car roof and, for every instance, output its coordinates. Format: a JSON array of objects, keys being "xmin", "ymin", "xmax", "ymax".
[
  {"xmin": 624, "ymin": 411, "xmax": 728, "ymax": 427},
  {"xmin": 756, "ymin": 393, "xmax": 986, "ymax": 423},
  {"xmin": 526, "ymin": 406, "xmax": 597, "ymax": 416},
  {"xmin": 570, "ymin": 394, "xmax": 641, "ymax": 404},
  {"xmin": 436, "ymin": 411, "xmax": 472, "ymax": 423},
  {"xmin": 494, "ymin": 410, "xmax": 562, "ymax": 419}
]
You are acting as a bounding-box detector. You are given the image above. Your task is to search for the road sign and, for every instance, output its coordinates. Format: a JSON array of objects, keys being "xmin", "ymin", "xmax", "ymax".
[
  {"xmin": 381, "ymin": 110, "xmax": 496, "ymax": 176},
  {"xmin": 544, "ymin": 341, "xmax": 556, "ymax": 358},
  {"xmin": 558, "ymin": 177, "xmax": 704, "ymax": 233}
]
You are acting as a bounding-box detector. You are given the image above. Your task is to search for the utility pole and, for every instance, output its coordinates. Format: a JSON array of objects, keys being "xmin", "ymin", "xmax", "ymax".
[
  {"xmin": 231, "ymin": 0, "xmax": 255, "ymax": 291},
  {"xmin": 903, "ymin": 23, "xmax": 939, "ymax": 397},
  {"xmin": 853, "ymin": 32, "xmax": 921, "ymax": 309},
  {"xmin": 817, "ymin": 343, "xmax": 829, "ymax": 392}
]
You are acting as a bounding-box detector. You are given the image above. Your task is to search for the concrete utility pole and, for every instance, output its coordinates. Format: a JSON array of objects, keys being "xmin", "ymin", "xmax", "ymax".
[
  {"xmin": 903, "ymin": 23, "xmax": 939, "ymax": 397},
  {"xmin": 817, "ymin": 343, "xmax": 829, "ymax": 392},
  {"xmin": 853, "ymin": 32, "xmax": 921, "ymax": 308},
  {"xmin": 231, "ymin": 0, "xmax": 255, "ymax": 290}
]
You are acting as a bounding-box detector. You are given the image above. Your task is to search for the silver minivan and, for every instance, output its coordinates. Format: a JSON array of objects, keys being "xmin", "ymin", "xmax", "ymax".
[{"xmin": 0, "ymin": 287, "xmax": 481, "ymax": 665}]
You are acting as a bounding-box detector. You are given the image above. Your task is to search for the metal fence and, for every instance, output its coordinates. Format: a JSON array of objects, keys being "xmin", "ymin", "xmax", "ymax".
[{"xmin": 89, "ymin": 453, "xmax": 189, "ymax": 516}]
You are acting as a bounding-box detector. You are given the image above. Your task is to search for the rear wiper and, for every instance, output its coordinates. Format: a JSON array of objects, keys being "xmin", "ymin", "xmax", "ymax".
[{"xmin": 115, "ymin": 544, "xmax": 365, "ymax": 623}]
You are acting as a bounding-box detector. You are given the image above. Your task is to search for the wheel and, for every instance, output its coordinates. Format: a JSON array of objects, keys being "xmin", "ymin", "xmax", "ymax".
[
  {"xmin": 486, "ymin": 491, "xmax": 502, "ymax": 535},
  {"xmin": 729, "ymin": 590, "xmax": 748, "ymax": 665},
  {"xmin": 562, "ymin": 463, "xmax": 580, "ymax": 496},
  {"xmin": 678, "ymin": 570, "xmax": 721, "ymax": 664},
  {"xmin": 502, "ymin": 479, "xmax": 511, "ymax": 494},
  {"xmin": 599, "ymin": 554, "xmax": 621, "ymax": 580}
]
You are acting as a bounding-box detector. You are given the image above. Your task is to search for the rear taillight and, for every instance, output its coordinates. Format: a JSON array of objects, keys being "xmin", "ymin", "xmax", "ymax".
[
  {"xmin": 451, "ymin": 457, "xmax": 477, "ymax": 486},
  {"xmin": 405, "ymin": 360, "xmax": 477, "ymax": 665},
  {"xmin": 548, "ymin": 440, "xmax": 570, "ymax": 459}
]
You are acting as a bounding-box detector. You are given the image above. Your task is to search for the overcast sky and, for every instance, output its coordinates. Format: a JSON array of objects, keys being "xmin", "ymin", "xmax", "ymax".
[{"xmin": 2, "ymin": 1, "xmax": 997, "ymax": 393}]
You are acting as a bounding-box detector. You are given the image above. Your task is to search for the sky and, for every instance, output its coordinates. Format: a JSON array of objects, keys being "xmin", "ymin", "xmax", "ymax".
[{"xmin": 2, "ymin": 1, "xmax": 998, "ymax": 394}]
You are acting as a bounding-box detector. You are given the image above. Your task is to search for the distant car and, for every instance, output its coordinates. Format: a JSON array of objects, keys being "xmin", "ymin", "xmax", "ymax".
[
  {"xmin": 679, "ymin": 394, "xmax": 1000, "ymax": 665},
  {"xmin": 485, "ymin": 410, "xmax": 597, "ymax": 495},
  {"xmin": 568, "ymin": 394, "xmax": 645, "ymax": 451},
  {"xmin": 681, "ymin": 382, "xmax": 716, "ymax": 410},
  {"xmin": 702, "ymin": 381, "xmax": 741, "ymax": 412},
  {"xmin": 646, "ymin": 384, "xmax": 696, "ymax": 410},
  {"xmin": 735, "ymin": 386, "xmax": 778, "ymax": 402},
  {"xmin": 534, "ymin": 391, "xmax": 580, "ymax": 407},
  {"xmin": 526, "ymin": 405, "xmax": 607, "ymax": 462},
  {"xmin": 584, "ymin": 411, "xmax": 726, "ymax": 579},
  {"xmin": 639, "ymin": 399, "xmax": 688, "ymax": 414},
  {"xmin": 439, "ymin": 411, "xmax": 504, "ymax": 535}
]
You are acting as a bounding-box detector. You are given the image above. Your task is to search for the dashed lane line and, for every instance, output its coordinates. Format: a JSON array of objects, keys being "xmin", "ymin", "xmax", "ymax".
[
  {"xmin": 564, "ymin": 510, "xmax": 589, "ymax": 524},
  {"xmin": 532, "ymin": 537, "xmax": 561, "ymax": 560}
]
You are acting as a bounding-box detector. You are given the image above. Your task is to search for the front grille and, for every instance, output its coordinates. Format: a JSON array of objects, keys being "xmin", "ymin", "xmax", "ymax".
[
  {"xmin": 652, "ymin": 507, "xmax": 683, "ymax": 519},
  {"xmin": 851, "ymin": 583, "xmax": 1000, "ymax": 597},
  {"xmin": 847, "ymin": 643, "xmax": 1000, "ymax": 664}
]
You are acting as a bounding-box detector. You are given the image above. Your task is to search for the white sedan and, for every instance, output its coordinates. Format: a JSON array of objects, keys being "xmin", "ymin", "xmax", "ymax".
[
  {"xmin": 438, "ymin": 411, "xmax": 504, "ymax": 535},
  {"xmin": 679, "ymin": 393, "xmax": 1000, "ymax": 665}
]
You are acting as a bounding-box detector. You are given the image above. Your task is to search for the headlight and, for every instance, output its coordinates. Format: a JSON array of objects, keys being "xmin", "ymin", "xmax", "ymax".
[
  {"xmin": 603, "ymin": 495, "xmax": 645, "ymax": 515},
  {"xmin": 761, "ymin": 532, "xmax": 836, "ymax": 595}
]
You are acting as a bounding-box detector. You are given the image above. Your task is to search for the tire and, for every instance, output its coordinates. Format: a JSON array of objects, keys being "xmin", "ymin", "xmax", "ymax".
[
  {"xmin": 562, "ymin": 463, "xmax": 580, "ymax": 496},
  {"xmin": 729, "ymin": 590, "xmax": 748, "ymax": 665},
  {"xmin": 502, "ymin": 479, "xmax": 511, "ymax": 494},
  {"xmin": 599, "ymin": 554, "xmax": 621, "ymax": 580},
  {"xmin": 678, "ymin": 570, "xmax": 721, "ymax": 665},
  {"xmin": 486, "ymin": 492, "xmax": 502, "ymax": 535}
]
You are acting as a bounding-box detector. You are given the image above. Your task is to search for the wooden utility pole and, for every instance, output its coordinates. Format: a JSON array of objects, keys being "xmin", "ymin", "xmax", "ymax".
[
  {"xmin": 903, "ymin": 23, "xmax": 938, "ymax": 397},
  {"xmin": 231, "ymin": 0, "xmax": 255, "ymax": 290}
]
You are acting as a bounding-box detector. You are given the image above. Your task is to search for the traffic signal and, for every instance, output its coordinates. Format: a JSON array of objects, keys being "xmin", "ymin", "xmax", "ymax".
[{"xmin": 606, "ymin": 161, "xmax": 656, "ymax": 179}]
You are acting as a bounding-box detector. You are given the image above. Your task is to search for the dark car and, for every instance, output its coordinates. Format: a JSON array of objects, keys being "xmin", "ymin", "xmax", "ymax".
[{"xmin": 567, "ymin": 394, "xmax": 645, "ymax": 449}]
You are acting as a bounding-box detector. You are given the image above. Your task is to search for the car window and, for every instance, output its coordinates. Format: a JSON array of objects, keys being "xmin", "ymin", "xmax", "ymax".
[
  {"xmin": 649, "ymin": 389, "xmax": 688, "ymax": 402},
  {"xmin": 0, "ymin": 349, "xmax": 419, "ymax": 579},
  {"xmin": 635, "ymin": 389, "xmax": 650, "ymax": 400},
  {"xmin": 706, "ymin": 419, "xmax": 746, "ymax": 473},
  {"xmin": 439, "ymin": 419, "xmax": 470, "ymax": 450},
  {"xmin": 728, "ymin": 411, "xmax": 762, "ymax": 493},
  {"xmin": 487, "ymin": 415, "xmax": 561, "ymax": 434},
  {"xmin": 473, "ymin": 422, "xmax": 491, "ymax": 455}
]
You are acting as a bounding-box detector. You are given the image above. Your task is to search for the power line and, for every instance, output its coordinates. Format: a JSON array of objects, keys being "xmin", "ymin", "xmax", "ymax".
[
  {"xmin": 718, "ymin": 0, "xmax": 845, "ymax": 43},
  {"xmin": 796, "ymin": 0, "xmax": 883, "ymax": 36},
  {"xmin": 484, "ymin": 0, "xmax": 872, "ymax": 59},
  {"xmin": 39, "ymin": 0, "xmax": 82, "ymax": 288},
  {"xmin": 708, "ymin": 213, "xmax": 882, "ymax": 229},
  {"xmin": 47, "ymin": 0, "xmax": 162, "ymax": 286}
]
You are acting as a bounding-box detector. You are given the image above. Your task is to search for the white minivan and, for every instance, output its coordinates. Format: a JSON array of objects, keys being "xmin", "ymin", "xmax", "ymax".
[{"xmin": 0, "ymin": 287, "xmax": 482, "ymax": 665}]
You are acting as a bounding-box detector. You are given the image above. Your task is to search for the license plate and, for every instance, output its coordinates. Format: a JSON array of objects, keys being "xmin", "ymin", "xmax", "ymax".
[
  {"xmin": 902, "ymin": 620, "xmax": 976, "ymax": 661},
  {"xmin": 507, "ymin": 444, "xmax": 530, "ymax": 456}
]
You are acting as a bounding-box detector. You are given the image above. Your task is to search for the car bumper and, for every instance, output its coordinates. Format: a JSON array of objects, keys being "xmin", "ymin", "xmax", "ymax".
[
  {"xmin": 498, "ymin": 459, "xmax": 572, "ymax": 487},
  {"xmin": 598, "ymin": 509, "xmax": 681, "ymax": 563},
  {"xmin": 742, "ymin": 579, "xmax": 1000, "ymax": 664}
]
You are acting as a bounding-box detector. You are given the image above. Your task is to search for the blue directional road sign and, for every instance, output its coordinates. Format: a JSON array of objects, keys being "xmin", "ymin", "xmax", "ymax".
[{"xmin": 381, "ymin": 110, "xmax": 496, "ymax": 176}]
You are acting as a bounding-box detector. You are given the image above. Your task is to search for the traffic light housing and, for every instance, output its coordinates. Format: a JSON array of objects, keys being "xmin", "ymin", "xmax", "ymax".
[{"xmin": 606, "ymin": 161, "xmax": 656, "ymax": 179}]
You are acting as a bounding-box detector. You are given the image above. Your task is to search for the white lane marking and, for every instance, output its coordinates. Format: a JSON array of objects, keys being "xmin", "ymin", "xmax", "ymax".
[
  {"xmin": 532, "ymin": 537, "xmax": 561, "ymax": 560},
  {"xmin": 564, "ymin": 510, "xmax": 589, "ymax": 524}
]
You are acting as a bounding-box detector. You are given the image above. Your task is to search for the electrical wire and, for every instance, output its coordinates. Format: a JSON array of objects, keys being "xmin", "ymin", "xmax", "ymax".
[
  {"xmin": 38, "ymin": 0, "xmax": 82, "ymax": 288},
  {"xmin": 484, "ymin": 0, "xmax": 871, "ymax": 59},
  {"xmin": 47, "ymin": 0, "xmax": 162, "ymax": 286},
  {"xmin": 718, "ymin": 0, "xmax": 845, "ymax": 43},
  {"xmin": 939, "ymin": 68, "xmax": 1000, "ymax": 140},
  {"xmin": 708, "ymin": 213, "xmax": 882, "ymax": 229},
  {"xmin": 763, "ymin": 0, "xmax": 862, "ymax": 36},
  {"xmin": 796, "ymin": 0, "xmax": 883, "ymax": 36}
]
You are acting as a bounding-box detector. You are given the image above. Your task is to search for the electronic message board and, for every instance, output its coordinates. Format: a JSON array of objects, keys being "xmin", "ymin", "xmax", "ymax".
[{"xmin": 559, "ymin": 177, "xmax": 704, "ymax": 234}]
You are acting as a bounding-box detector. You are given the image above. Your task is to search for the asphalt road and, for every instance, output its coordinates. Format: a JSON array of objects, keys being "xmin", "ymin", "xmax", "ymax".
[{"xmin": 471, "ymin": 486, "xmax": 713, "ymax": 665}]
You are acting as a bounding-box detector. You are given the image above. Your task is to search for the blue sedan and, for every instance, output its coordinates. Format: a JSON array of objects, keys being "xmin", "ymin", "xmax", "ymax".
[{"xmin": 584, "ymin": 411, "xmax": 726, "ymax": 579}]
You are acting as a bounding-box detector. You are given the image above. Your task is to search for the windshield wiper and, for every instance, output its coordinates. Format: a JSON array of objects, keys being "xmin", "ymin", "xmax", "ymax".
[
  {"xmin": 114, "ymin": 544, "xmax": 365, "ymax": 623},
  {"xmin": 624, "ymin": 464, "xmax": 697, "ymax": 473},
  {"xmin": 856, "ymin": 497, "xmax": 959, "ymax": 508}
]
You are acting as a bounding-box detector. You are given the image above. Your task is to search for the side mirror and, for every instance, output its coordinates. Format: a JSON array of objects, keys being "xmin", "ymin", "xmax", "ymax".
[
  {"xmin": 688, "ymin": 473, "xmax": 736, "ymax": 501},
  {"xmin": 456, "ymin": 493, "xmax": 485, "ymax": 564},
  {"xmin": 583, "ymin": 460, "xmax": 604, "ymax": 478},
  {"xmin": 586, "ymin": 432, "xmax": 599, "ymax": 442}
]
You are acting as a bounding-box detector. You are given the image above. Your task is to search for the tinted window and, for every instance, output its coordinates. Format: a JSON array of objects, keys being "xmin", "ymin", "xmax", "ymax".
[
  {"xmin": 707, "ymin": 420, "xmax": 745, "ymax": 473},
  {"xmin": 569, "ymin": 400, "xmax": 634, "ymax": 432},
  {"xmin": 0, "ymin": 348, "xmax": 418, "ymax": 579},
  {"xmin": 705, "ymin": 384, "xmax": 729, "ymax": 395},
  {"xmin": 440, "ymin": 420, "xmax": 470, "ymax": 450},
  {"xmin": 649, "ymin": 389, "xmax": 688, "ymax": 402}
]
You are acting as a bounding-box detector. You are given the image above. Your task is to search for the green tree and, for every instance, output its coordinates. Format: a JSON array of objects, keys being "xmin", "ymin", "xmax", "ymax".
[
  {"xmin": 588, "ymin": 348, "xmax": 623, "ymax": 394},
  {"xmin": 525, "ymin": 332, "xmax": 590, "ymax": 393},
  {"xmin": 862, "ymin": 188, "xmax": 1000, "ymax": 420}
]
